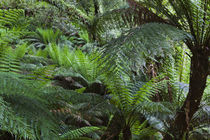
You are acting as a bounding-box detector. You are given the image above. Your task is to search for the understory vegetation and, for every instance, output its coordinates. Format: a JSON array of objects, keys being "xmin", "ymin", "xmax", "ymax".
[{"xmin": 0, "ymin": 0, "xmax": 209, "ymax": 140}]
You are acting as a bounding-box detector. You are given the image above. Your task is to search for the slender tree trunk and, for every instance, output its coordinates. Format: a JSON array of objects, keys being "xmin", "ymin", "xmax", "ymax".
[
  {"xmin": 93, "ymin": 0, "xmax": 99, "ymax": 15},
  {"xmin": 163, "ymin": 48, "xmax": 209, "ymax": 140}
]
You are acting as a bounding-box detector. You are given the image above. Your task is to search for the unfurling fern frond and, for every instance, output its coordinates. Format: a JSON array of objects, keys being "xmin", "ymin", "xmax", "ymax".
[
  {"xmin": 61, "ymin": 126, "xmax": 100, "ymax": 140},
  {"xmin": 0, "ymin": 9, "xmax": 24, "ymax": 27}
]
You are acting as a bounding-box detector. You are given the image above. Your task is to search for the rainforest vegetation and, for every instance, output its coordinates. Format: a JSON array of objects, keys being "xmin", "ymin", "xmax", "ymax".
[{"xmin": 0, "ymin": 0, "xmax": 209, "ymax": 140}]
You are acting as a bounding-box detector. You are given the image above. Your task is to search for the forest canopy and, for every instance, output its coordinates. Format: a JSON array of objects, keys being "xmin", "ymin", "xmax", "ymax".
[{"xmin": 0, "ymin": 0, "xmax": 209, "ymax": 140}]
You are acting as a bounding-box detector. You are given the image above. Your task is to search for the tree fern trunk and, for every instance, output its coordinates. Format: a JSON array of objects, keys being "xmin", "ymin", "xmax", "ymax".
[
  {"xmin": 123, "ymin": 126, "xmax": 132, "ymax": 140},
  {"xmin": 93, "ymin": 0, "xmax": 99, "ymax": 15},
  {"xmin": 0, "ymin": 131, "xmax": 15, "ymax": 140},
  {"xmin": 101, "ymin": 112, "xmax": 124, "ymax": 140},
  {"xmin": 163, "ymin": 48, "xmax": 209, "ymax": 140}
]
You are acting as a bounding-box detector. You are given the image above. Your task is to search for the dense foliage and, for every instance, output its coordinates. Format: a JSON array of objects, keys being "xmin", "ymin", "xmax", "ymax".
[{"xmin": 0, "ymin": 0, "xmax": 209, "ymax": 140}]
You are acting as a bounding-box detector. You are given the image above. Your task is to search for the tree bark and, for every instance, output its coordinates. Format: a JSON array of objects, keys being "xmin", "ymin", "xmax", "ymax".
[
  {"xmin": 123, "ymin": 126, "xmax": 132, "ymax": 140},
  {"xmin": 0, "ymin": 131, "xmax": 15, "ymax": 140},
  {"xmin": 93, "ymin": 0, "xmax": 99, "ymax": 15},
  {"xmin": 163, "ymin": 48, "xmax": 209, "ymax": 140},
  {"xmin": 101, "ymin": 112, "xmax": 124, "ymax": 140}
]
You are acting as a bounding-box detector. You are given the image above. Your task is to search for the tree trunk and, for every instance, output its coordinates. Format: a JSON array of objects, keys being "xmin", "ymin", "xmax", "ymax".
[
  {"xmin": 123, "ymin": 126, "xmax": 132, "ymax": 140},
  {"xmin": 163, "ymin": 48, "xmax": 209, "ymax": 140},
  {"xmin": 0, "ymin": 131, "xmax": 15, "ymax": 140},
  {"xmin": 101, "ymin": 112, "xmax": 124, "ymax": 140},
  {"xmin": 93, "ymin": 0, "xmax": 99, "ymax": 15}
]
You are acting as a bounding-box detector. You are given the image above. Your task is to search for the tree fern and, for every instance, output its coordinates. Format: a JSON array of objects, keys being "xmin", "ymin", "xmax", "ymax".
[
  {"xmin": 0, "ymin": 71, "xmax": 107, "ymax": 140},
  {"xmin": 42, "ymin": 44, "xmax": 105, "ymax": 88},
  {"xmin": 102, "ymin": 71, "xmax": 172, "ymax": 139},
  {"xmin": 99, "ymin": 23, "xmax": 190, "ymax": 77},
  {"xmin": 0, "ymin": 72, "xmax": 61, "ymax": 139},
  {"xmin": 27, "ymin": 28, "xmax": 70, "ymax": 49},
  {"xmin": 132, "ymin": 120, "xmax": 160, "ymax": 139}
]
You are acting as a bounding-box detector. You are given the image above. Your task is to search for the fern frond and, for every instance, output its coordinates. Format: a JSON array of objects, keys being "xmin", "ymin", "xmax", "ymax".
[
  {"xmin": 0, "ymin": 46, "xmax": 21, "ymax": 73},
  {"xmin": 99, "ymin": 23, "xmax": 190, "ymax": 75},
  {"xmin": 42, "ymin": 0, "xmax": 90, "ymax": 25},
  {"xmin": 61, "ymin": 126, "xmax": 100, "ymax": 140},
  {"xmin": 0, "ymin": 72, "xmax": 60, "ymax": 140},
  {"xmin": 94, "ymin": 2, "xmax": 168, "ymax": 41},
  {"xmin": 0, "ymin": 28, "xmax": 22, "ymax": 44},
  {"xmin": 137, "ymin": 0, "xmax": 209, "ymax": 46},
  {"xmin": 0, "ymin": 96, "xmax": 36, "ymax": 140},
  {"xmin": 106, "ymin": 72, "xmax": 133, "ymax": 109},
  {"xmin": 135, "ymin": 101, "xmax": 172, "ymax": 119},
  {"xmin": 45, "ymin": 45, "xmax": 105, "ymax": 89},
  {"xmin": 0, "ymin": 9, "xmax": 24, "ymax": 27},
  {"xmin": 27, "ymin": 28, "xmax": 66, "ymax": 49},
  {"xmin": 132, "ymin": 120, "xmax": 158, "ymax": 139}
]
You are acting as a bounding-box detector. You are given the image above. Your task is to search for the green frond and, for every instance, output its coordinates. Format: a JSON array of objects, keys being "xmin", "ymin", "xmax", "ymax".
[
  {"xmin": 94, "ymin": 3, "xmax": 167, "ymax": 42},
  {"xmin": 0, "ymin": 72, "xmax": 106, "ymax": 139},
  {"xmin": 61, "ymin": 126, "xmax": 100, "ymax": 140},
  {"xmin": 0, "ymin": 43, "xmax": 28, "ymax": 73},
  {"xmin": 100, "ymin": 23, "xmax": 190, "ymax": 75},
  {"xmin": 47, "ymin": 43, "xmax": 64, "ymax": 65},
  {"xmin": 107, "ymin": 75, "xmax": 133, "ymax": 109},
  {"xmin": 27, "ymin": 28, "xmax": 67, "ymax": 49},
  {"xmin": 132, "ymin": 120, "xmax": 159, "ymax": 139},
  {"xmin": 0, "ymin": 46, "xmax": 21, "ymax": 73},
  {"xmin": 135, "ymin": 101, "xmax": 172, "ymax": 119},
  {"xmin": 0, "ymin": 28, "xmax": 22, "ymax": 45},
  {"xmin": 45, "ymin": 45, "xmax": 105, "ymax": 88},
  {"xmin": 99, "ymin": 0, "xmax": 128, "ymax": 13},
  {"xmin": 14, "ymin": 43, "xmax": 28, "ymax": 59},
  {"xmin": 21, "ymin": 55, "xmax": 51, "ymax": 66},
  {"xmin": 0, "ymin": 9, "xmax": 24, "ymax": 27},
  {"xmin": 0, "ymin": 96, "xmax": 35, "ymax": 139},
  {"xmin": 137, "ymin": 0, "xmax": 210, "ymax": 46},
  {"xmin": 41, "ymin": 86, "xmax": 112, "ymax": 128},
  {"xmin": 42, "ymin": 0, "xmax": 90, "ymax": 24},
  {"xmin": 0, "ymin": 72, "xmax": 60, "ymax": 140},
  {"xmin": 37, "ymin": 28, "xmax": 62, "ymax": 44},
  {"xmin": 68, "ymin": 49, "xmax": 102, "ymax": 83},
  {"xmin": 132, "ymin": 80, "xmax": 155, "ymax": 105}
]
